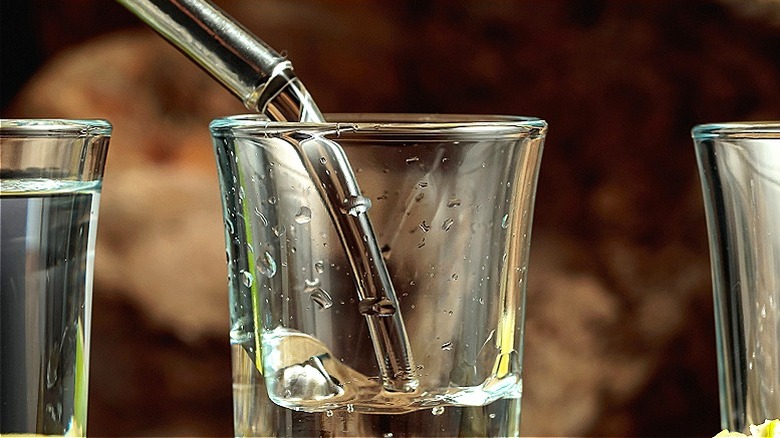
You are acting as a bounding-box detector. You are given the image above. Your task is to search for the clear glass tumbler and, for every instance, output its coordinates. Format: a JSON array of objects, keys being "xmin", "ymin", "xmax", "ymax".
[
  {"xmin": 0, "ymin": 119, "xmax": 111, "ymax": 436},
  {"xmin": 693, "ymin": 122, "xmax": 780, "ymax": 433},
  {"xmin": 211, "ymin": 114, "xmax": 546, "ymax": 437}
]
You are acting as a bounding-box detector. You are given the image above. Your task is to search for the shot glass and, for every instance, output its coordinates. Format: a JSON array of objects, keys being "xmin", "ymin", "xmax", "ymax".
[
  {"xmin": 1, "ymin": 119, "xmax": 111, "ymax": 436},
  {"xmin": 211, "ymin": 114, "xmax": 546, "ymax": 437},
  {"xmin": 693, "ymin": 122, "xmax": 780, "ymax": 433}
]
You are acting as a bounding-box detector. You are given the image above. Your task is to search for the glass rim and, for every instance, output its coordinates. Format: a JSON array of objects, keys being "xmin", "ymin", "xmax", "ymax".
[
  {"xmin": 0, "ymin": 118, "xmax": 112, "ymax": 137},
  {"xmin": 691, "ymin": 121, "xmax": 780, "ymax": 140},
  {"xmin": 209, "ymin": 113, "xmax": 547, "ymax": 139}
]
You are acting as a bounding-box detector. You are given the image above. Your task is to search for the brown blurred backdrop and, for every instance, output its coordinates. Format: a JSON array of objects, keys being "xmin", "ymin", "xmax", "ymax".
[{"xmin": 2, "ymin": 0, "xmax": 780, "ymax": 436}]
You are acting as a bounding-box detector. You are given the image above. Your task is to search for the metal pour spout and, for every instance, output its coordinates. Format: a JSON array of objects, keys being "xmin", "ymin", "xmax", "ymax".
[{"xmin": 117, "ymin": 0, "xmax": 323, "ymax": 121}]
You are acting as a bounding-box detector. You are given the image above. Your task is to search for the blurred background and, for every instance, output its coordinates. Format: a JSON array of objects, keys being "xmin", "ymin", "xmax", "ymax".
[{"xmin": 2, "ymin": 0, "xmax": 780, "ymax": 436}]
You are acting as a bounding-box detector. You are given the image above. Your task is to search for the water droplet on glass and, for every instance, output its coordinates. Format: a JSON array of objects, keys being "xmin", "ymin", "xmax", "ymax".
[
  {"xmin": 417, "ymin": 180, "xmax": 429, "ymax": 189},
  {"xmin": 442, "ymin": 218, "xmax": 454, "ymax": 231},
  {"xmin": 489, "ymin": 413, "xmax": 496, "ymax": 419},
  {"xmin": 447, "ymin": 198, "xmax": 462, "ymax": 208},
  {"xmin": 319, "ymin": 156, "xmax": 327, "ymax": 165},
  {"xmin": 238, "ymin": 186, "xmax": 245, "ymax": 200},
  {"xmin": 257, "ymin": 251, "xmax": 277, "ymax": 278},
  {"xmin": 314, "ymin": 261, "xmax": 325, "ymax": 274},
  {"xmin": 431, "ymin": 406, "xmax": 445, "ymax": 416},
  {"xmin": 310, "ymin": 288, "xmax": 333, "ymax": 310},
  {"xmin": 272, "ymin": 225, "xmax": 286, "ymax": 237},
  {"xmin": 341, "ymin": 195, "xmax": 372, "ymax": 216},
  {"xmin": 406, "ymin": 156, "xmax": 420, "ymax": 163},
  {"xmin": 415, "ymin": 193, "xmax": 425, "ymax": 202},
  {"xmin": 501, "ymin": 213, "xmax": 509, "ymax": 229},
  {"xmin": 383, "ymin": 434, "xmax": 394, "ymax": 438},
  {"xmin": 441, "ymin": 342, "xmax": 453, "ymax": 351},
  {"xmin": 268, "ymin": 196, "xmax": 277, "ymax": 205},
  {"xmin": 240, "ymin": 270, "xmax": 254, "ymax": 287},
  {"xmin": 254, "ymin": 207, "xmax": 269, "ymax": 226},
  {"xmin": 326, "ymin": 410, "xmax": 334, "ymax": 417},
  {"xmin": 346, "ymin": 404, "xmax": 354, "ymax": 413},
  {"xmin": 230, "ymin": 317, "xmax": 253, "ymax": 344},
  {"xmin": 358, "ymin": 297, "xmax": 397, "ymax": 317},
  {"xmin": 419, "ymin": 221, "xmax": 431, "ymax": 233},
  {"xmin": 295, "ymin": 206, "xmax": 312, "ymax": 224},
  {"xmin": 417, "ymin": 238, "xmax": 426, "ymax": 248}
]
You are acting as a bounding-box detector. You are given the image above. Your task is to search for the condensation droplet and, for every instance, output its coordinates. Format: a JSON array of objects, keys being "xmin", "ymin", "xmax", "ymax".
[
  {"xmin": 417, "ymin": 238, "xmax": 426, "ymax": 248},
  {"xmin": 447, "ymin": 198, "xmax": 462, "ymax": 208},
  {"xmin": 383, "ymin": 434, "xmax": 394, "ymax": 438},
  {"xmin": 417, "ymin": 180, "xmax": 429, "ymax": 189},
  {"xmin": 314, "ymin": 261, "xmax": 325, "ymax": 274},
  {"xmin": 441, "ymin": 342, "xmax": 453, "ymax": 351},
  {"xmin": 451, "ymin": 273, "xmax": 458, "ymax": 281},
  {"xmin": 442, "ymin": 218, "xmax": 454, "ymax": 231},
  {"xmin": 295, "ymin": 206, "xmax": 312, "ymax": 224},
  {"xmin": 346, "ymin": 404, "xmax": 354, "ymax": 413},
  {"xmin": 501, "ymin": 214, "xmax": 509, "ymax": 229},
  {"xmin": 319, "ymin": 156, "xmax": 327, "ymax": 164},
  {"xmin": 272, "ymin": 225, "xmax": 285, "ymax": 237},
  {"xmin": 257, "ymin": 251, "xmax": 277, "ymax": 278},
  {"xmin": 310, "ymin": 288, "xmax": 333, "ymax": 310},
  {"xmin": 419, "ymin": 221, "xmax": 431, "ymax": 232},
  {"xmin": 489, "ymin": 413, "xmax": 496, "ymax": 419},
  {"xmin": 381, "ymin": 244, "xmax": 392, "ymax": 259},
  {"xmin": 431, "ymin": 406, "xmax": 445, "ymax": 416},
  {"xmin": 254, "ymin": 207, "xmax": 268, "ymax": 226},
  {"xmin": 325, "ymin": 410, "xmax": 334, "ymax": 417},
  {"xmin": 240, "ymin": 270, "xmax": 254, "ymax": 287},
  {"xmin": 268, "ymin": 196, "xmax": 277, "ymax": 205},
  {"xmin": 406, "ymin": 156, "xmax": 420, "ymax": 163}
]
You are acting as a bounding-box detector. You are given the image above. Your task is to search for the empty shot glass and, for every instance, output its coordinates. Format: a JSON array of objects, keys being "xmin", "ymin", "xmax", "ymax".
[{"xmin": 693, "ymin": 122, "xmax": 780, "ymax": 433}]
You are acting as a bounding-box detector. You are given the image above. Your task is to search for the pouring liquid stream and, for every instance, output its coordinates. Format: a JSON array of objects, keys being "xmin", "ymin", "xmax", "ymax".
[{"xmin": 117, "ymin": 0, "xmax": 417, "ymax": 393}]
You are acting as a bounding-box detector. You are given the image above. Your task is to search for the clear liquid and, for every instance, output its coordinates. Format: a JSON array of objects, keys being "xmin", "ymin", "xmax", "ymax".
[
  {"xmin": 0, "ymin": 180, "xmax": 100, "ymax": 436},
  {"xmin": 231, "ymin": 343, "xmax": 521, "ymax": 438}
]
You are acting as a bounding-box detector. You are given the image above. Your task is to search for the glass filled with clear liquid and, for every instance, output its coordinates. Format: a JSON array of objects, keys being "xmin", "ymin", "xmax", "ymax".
[
  {"xmin": 210, "ymin": 114, "xmax": 545, "ymax": 437},
  {"xmin": 0, "ymin": 119, "xmax": 111, "ymax": 437}
]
